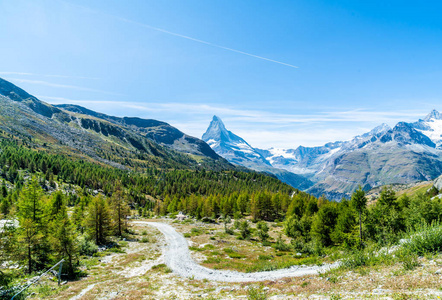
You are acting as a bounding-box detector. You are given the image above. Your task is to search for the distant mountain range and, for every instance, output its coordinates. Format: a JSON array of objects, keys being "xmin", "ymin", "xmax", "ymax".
[
  {"xmin": 0, "ymin": 77, "xmax": 232, "ymax": 172},
  {"xmin": 3, "ymin": 76, "xmax": 442, "ymax": 200},
  {"xmin": 203, "ymin": 112, "xmax": 442, "ymax": 199},
  {"xmin": 202, "ymin": 116, "xmax": 313, "ymax": 190}
]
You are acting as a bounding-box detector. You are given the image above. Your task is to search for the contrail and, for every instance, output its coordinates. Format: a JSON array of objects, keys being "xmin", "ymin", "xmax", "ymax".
[
  {"xmin": 117, "ymin": 17, "xmax": 299, "ymax": 69},
  {"xmin": 61, "ymin": 0, "xmax": 299, "ymax": 69}
]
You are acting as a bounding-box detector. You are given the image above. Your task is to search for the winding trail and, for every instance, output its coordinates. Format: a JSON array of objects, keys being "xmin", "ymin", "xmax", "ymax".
[{"xmin": 134, "ymin": 221, "xmax": 339, "ymax": 282}]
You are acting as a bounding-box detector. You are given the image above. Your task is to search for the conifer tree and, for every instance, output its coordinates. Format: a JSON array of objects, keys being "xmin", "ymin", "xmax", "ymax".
[
  {"xmin": 84, "ymin": 195, "xmax": 111, "ymax": 245},
  {"xmin": 49, "ymin": 206, "xmax": 79, "ymax": 277},
  {"xmin": 351, "ymin": 186, "xmax": 367, "ymax": 246},
  {"xmin": 16, "ymin": 178, "xmax": 48, "ymax": 273},
  {"xmin": 110, "ymin": 186, "xmax": 130, "ymax": 237}
]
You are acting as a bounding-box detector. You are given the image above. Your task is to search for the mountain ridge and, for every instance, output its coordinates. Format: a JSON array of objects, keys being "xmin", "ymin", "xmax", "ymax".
[
  {"xmin": 203, "ymin": 111, "xmax": 442, "ymax": 200},
  {"xmin": 0, "ymin": 77, "xmax": 231, "ymax": 172},
  {"xmin": 202, "ymin": 115, "xmax": 313, "ymax": 190}
]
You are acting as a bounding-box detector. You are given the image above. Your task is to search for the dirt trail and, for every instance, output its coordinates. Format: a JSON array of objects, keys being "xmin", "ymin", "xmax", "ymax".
[{"xmin": 135, "ymin": 221, "xmax": 339, "ymax": 282}]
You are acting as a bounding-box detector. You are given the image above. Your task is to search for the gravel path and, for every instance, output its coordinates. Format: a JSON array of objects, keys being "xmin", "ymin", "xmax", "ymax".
[
  {"xmin": 69, "ymin": 284, "xmax": 96, "ymax": 300},
  {"xmin": 135, "ymin": 221, "xmax": 339, "ymax": 282}
]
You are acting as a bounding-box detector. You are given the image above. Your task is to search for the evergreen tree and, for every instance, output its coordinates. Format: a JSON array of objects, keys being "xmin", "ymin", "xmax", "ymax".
[
  {"xmin": 49, "ymin": 207, "xmax": 79, "ymax": 277},
  {"xmin": 350, "ymin": 186, "xmax": 367, "ymax": 246},
  {"xmin": 50, "ymin": 190, "xmax": 65, "ymax": 218},
  {"xmin": 84, "ymin": 195, "xmax": 111, "ymax": 245},
  {"xmin": 110, "ymin": 186, "xmax": 130, "ymax": 236},
  {"xmin": 239, "ymin": 220, "xmax": 251, "ymax": 240},
  {"xmin": 256, "ymin": 221, "xmax": 270, "ymax": 243},
  {"xmin": 16, "ymin": 178, "xmax": 49, "ymax": 273}
]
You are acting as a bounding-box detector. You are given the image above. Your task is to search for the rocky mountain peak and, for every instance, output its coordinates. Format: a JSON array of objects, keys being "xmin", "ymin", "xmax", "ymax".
[
  {"xmin": 424, "ymin": 109, "xmax": 442, "ymax": 122},
  {"xmin": 372, "ymin": 123, "xmax": 391, "ymax": 134},
  {"xmin": 202, "ymin": 115, "xmax": 229, "ymax": 142},
  {"xmin": 390, "ymin": 122, "xmax": 435, "ymax": 147}
]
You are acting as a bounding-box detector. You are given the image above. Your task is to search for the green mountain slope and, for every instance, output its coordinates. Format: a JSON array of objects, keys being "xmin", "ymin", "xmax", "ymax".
[{"xmin": 0, "ymin": 77, "xmax": 231, "ymax": 171}]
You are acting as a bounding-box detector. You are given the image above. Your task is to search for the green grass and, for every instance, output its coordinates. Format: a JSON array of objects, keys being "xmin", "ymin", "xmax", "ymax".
[
  {"xmin": 402, "ymin": 221, "xmax": 442, "ymax": 255},
  {"xmin": 341, "ymin": 247, "xmax": 395, "ymax": 269},
  {"xmin": 151, "ymin": 263, "xmax": 172, "ymax": 273},
  {"xmin": 224, "ymin": 248, "xmax": 246, "ymax": 259},
  {"xmin": 245, "ymin": 256, "xmax": 320, "ymax": 273}
]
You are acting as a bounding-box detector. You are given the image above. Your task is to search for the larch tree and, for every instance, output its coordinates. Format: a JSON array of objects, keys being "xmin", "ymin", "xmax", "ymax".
[
  {"xmin": 16, "ymin": 178, "xmax": 47, "ymax": 274},
  {"xmin": 110, "ymin": 186, "xmax": 130, "ymax": 237},
  {"xmin": 351, "ymin": 186, "xmax": 367, "ymax": 247},
  {"xmin": 84, "ymin": 195, "xmax": 111, "ymax": 245}
]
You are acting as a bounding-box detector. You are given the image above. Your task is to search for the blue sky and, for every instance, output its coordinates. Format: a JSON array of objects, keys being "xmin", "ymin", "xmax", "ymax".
[{"xmin": 1, "ymin": 0, "xmax": 442, "ymax": 148}]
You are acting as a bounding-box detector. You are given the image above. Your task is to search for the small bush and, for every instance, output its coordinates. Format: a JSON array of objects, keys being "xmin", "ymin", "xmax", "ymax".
[
  {"xmin": 402, "ymin": 221, "xmax": 442, "ymax": 255},
  {"xmin": 191, "ymin": 228, "xmax": 202, "ymax": 235},
  {"xmin": 224, "ymin": 248, "xmax": 245, "ymax": 259},
  {"xmin": 275, "ymin": 234, "xmax": 291, "ymax": 251},
  {"xmin": 140, "ymin": 237, "xmax": 149, "ymax": 243},
  {"xmin": 240, "ymin": 220, "xmax": 251, "ymax": 240},
  {"xmin": 78, "ymin": 236, "xmax": 98, "ymax": 256},
  {"xmin": 397, "ymin": 248, "xmax": 420, "ymax": 271},
  {"xmin": 152, "ymin": 263, "xmax": 172, "ymax": 273},
  {"xmin": 247, "ymin": 286, "xmax": 268, "ymax": 300},
  {"xmin": 258, "ymin": 255, "xmax": 272, "ymax": 260},
  {"xmin": 341, "ymin": 246, "xmax": 394, "ymax": 269},
  {"xmin": 234, "ymin": 219, "xmax": 241, "ymax": 229},
  {"xmin": 203, "ymin": 244, "xmax": 215, "ymax": 250}
]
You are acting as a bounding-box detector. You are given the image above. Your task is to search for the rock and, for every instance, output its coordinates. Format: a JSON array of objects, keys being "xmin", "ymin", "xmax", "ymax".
[{"xmin": 435, "ymin": 268, "xmax": 442, "ymax": 274}]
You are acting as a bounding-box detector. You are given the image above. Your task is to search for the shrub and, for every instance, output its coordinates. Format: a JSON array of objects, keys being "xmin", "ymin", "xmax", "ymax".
[
  {"xmin": 258, "ymin": 255, "xmax": 272, "ymax": 260},
  {"xmin": 247, "ymin": 286, "xmax": 268, "ymax": 300},
  {"xmin": 341, "ymin": 246, "xmax": 394, "ymax": 269},
  {"xmin": 224, "ymin": 247, "xmax": 245, "ymax": 259},
  {"xmin": 402, "ymin": 221, "xmax": 442, "ymax": 255},
  {"xmin": 78, "ymin": 235, "xmax": 98, "ymax": 256},
  {"xmin": 275, "ymin": 234, "xmax": 291, "ymax": 251},
  {"xmin": 240, "ymin": 220, "xmax": 251, "ymax": 240},
  {"xmin": 190, "ymin": 228, "xmax": 202, "ymax": 236},
  {"xmin": 257, "ymin": 222, "xmax": 270, "ymax": 243},
  {"xmin": 234, "ymin": 219, "xmax": 241, "ymax": 229}
]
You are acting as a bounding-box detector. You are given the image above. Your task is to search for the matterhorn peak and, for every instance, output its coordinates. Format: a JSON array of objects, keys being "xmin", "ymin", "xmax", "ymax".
[{"xmin": 202, "ymin": 115, "xmax": 228, "ymax": 142}]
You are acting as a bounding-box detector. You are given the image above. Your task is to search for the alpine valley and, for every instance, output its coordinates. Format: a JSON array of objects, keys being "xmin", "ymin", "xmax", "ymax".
[
  {"xmin": 202, "ymin": 112, "xmax": 442, "ymax": 200},
  {"xmin": 2, "ymin": 75, "xmax": 442, "ymax": 201}
]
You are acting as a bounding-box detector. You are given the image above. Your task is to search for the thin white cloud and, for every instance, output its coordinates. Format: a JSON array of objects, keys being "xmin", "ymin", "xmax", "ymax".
[
  {"xmin": 41, "ymin": 96, "xmax": 434, "ymax": 148},
  {"xmin": 0, "ymin": 72, "xmax": 99, "ymax": 80},
  {"xmin": 8, "ymin": 78, "xmax": 122, "ymax": 96},
  {"xmin": 41, "ymin": 97, "xmax": 428, "ymax": 124},
  {"xmin": 61, "ymin": 1, "xmax": 299, "ymax": 69}
]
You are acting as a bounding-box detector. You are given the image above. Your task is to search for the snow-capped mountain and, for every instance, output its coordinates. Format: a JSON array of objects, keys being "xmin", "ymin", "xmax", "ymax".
[
  {"xmin": 204, "ymin": 110, "xmax": 442, "ymax": 200},
  {"xmin": 202, "ymin": 115, "xmax": 270, "ymax": 166},
  {"xmin": 258, "ymin": 123, "xmax": 393, "ymax": 178},
  {"xmin": 202, "ymin": 116, "xmax": 313, "ymax": 190},
  {"xmin": 411, "ymin": 109, "xmax": 442, "ymax": 149}
]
